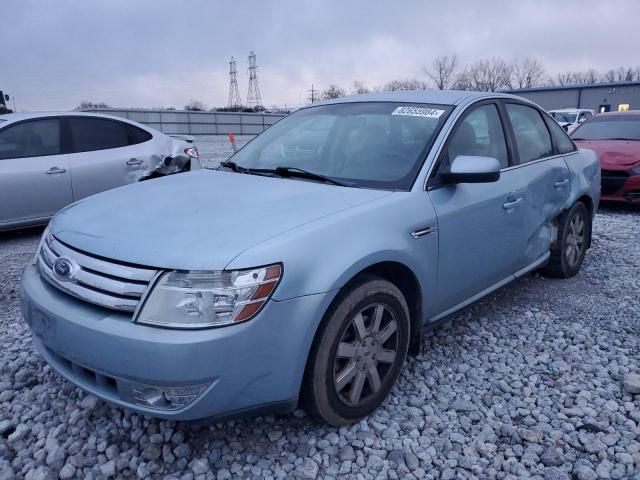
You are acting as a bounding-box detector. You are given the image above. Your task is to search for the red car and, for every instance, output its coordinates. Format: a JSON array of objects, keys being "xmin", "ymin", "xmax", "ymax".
[{"xmin": 571, "ymin": 111, "xmax": 640, "ymax": 203}]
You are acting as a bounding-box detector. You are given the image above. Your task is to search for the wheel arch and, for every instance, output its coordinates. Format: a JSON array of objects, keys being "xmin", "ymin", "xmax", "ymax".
[{"xmin": 309, "ymin": 259, "xmax": 424, "ymax": 365}]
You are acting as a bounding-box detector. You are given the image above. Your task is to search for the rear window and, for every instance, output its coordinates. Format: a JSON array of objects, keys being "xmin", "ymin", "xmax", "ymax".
[
  {"xmin": 544, "ymin": 115, "xmax": 576, "ymax": 154},
  {"xmin": 571, "ymin": 115, "xmax": 640, "ymax": 141},
  {"xmin": 69, "ymin": 117, "xmax": 130, "ymax": 153},
  {"xmin": 125, "ymin": 123, "xmax": 153, "ymax": 144}
]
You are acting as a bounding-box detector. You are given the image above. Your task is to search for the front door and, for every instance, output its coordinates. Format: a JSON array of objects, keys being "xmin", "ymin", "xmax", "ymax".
[
  {"xmin": 427, "ymin": 102, "xmax": 527, "ymax": 314},
  {"xmin": 0, "ymin": 118, "xmax": 72, "ymax": 225}
]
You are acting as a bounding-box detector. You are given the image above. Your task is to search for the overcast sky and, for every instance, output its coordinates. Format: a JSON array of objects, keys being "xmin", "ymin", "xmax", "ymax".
[{"xmin": 2, "ymin": 0, "xmax": 639, "ymax": 111}]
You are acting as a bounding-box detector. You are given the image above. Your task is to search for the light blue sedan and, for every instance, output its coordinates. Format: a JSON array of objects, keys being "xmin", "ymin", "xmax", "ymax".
[{"xmin": 20, "ymin": 91, "xmax": 600, "ymax": 426}]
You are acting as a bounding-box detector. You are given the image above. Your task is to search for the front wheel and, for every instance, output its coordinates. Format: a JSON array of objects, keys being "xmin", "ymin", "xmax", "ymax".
[
  {"xmin": 302, "ymin": 278, "xmax": 410, "ymax": 426},
  {"xmin": 541, "ymin": 201, "xmax": 591, "ymax": 278}
]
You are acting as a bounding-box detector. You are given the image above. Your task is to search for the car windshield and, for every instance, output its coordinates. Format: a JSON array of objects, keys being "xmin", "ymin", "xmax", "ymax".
[
  {"xmin": 550, "ymin": 112, "xmax": 577, "ymax": 123},
  {"xmin": 229, "ymin": 102, "xmax": 453, "ymax": 190},
  {"xmin": 571, "ymin": 115, "xmax": 640, "ymax": 140}
]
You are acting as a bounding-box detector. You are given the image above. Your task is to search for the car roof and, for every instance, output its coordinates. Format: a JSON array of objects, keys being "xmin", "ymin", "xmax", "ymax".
[
  {"xmin": 303, "ymin": 90, "xmax": 523, "ymax": 109},
  {"xmin": 0, "ymin": 111, "xmax": 139, "ymax": 125}
]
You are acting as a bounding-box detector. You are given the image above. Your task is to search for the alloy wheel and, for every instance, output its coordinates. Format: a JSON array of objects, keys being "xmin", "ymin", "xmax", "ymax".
[
  {"xmin": 332, "ymin": 303, "xmax": 399, "ymax": 406},
  {"xmin": 565, "ymin": 210, "xmax": 585, "ymax": 267}
]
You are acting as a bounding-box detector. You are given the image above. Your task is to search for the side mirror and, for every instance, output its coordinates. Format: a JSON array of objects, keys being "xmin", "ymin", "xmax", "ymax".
[
  {"xmin": 441, "ymin": 155, "xmax": 501, "ymax": 184},
  {"xmin": 4, "ymin": 95, "xmax": 8, "ymax": 101}
]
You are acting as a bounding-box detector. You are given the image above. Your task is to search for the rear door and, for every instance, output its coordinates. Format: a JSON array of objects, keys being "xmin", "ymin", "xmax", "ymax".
[
  {"xmin": 503, "ymin": 102, "xmax": 572, "ymax": 269},
  {"xmin": 0, "ymin": 118, "xmax": 72, "ymax": 225},
  {"xmin": 428, "ymin": 101, "xmax": 528, "ymax": 313},
  {"xmin": 67, "ymin": 117, "xmax": 152, "ymax": 201}
]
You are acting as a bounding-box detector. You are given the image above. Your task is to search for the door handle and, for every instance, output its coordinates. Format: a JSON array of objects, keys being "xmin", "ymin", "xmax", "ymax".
[
  {"xmin": 503, "ymin": 197, "xmax": 523, "ymax": 210},
  {"xmin": 554, "ymin": 178, "xmax": 569, "ymax": 188},
  {"xmin": 45, "ymin": 167, "xmax": 66, "ymax": 175},
  {"xmin": 126, "ymin": 158, "xmax": 143, "ymax": 166}
]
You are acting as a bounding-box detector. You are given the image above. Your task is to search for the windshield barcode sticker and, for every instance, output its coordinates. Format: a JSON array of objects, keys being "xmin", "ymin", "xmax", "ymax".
[{"xmin": 392, "ymin": 106, "xmax": 445, "ymax": 118}]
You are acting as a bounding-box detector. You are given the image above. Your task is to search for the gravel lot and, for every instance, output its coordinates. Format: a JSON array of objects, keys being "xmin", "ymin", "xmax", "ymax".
[
  {"xmin": 1, "ymin": 189, "xmax": 639, "ymax": 478},
  {"xmin": 195, "ymin": 135, "xmax": 254, "ymax": 169}
]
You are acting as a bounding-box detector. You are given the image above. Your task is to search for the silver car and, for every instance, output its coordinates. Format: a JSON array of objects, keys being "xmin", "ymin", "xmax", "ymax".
[{"xmin": 0, "ymin": 112, "xmax": 199, "ymax": 231}]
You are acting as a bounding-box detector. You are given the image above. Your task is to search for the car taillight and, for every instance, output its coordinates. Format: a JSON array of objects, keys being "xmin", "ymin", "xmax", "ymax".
[{"xmin": 184, "ymin": 147, "xmax": 199, "ymax": 159}]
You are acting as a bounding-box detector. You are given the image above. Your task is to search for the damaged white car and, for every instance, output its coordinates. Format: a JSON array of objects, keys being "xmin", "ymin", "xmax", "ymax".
[{"xmin": 0, "ymin": 112, "xmax": 199, "ymax": 232}]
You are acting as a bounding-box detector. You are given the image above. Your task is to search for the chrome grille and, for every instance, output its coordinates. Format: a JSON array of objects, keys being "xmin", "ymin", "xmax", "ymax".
[{"xmin": 37, "ymin": 234, "xmax": 158, "ymax": 312}]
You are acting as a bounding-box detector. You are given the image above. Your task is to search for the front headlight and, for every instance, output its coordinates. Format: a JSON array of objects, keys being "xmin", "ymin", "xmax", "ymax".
[
  {"xmin": 33, "ymin": 226, "xmax": 50, "ymax": 265},
  {"xmin": 135, "ymin": 264, "xmax": 282, "ymax": 328},
  {"xmin": 631, "ymin": 163, "xmax": 640, "ymax": 175}
]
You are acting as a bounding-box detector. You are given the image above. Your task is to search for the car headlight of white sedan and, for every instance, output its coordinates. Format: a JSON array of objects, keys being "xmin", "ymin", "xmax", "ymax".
[{"xmin": 136, "ymin": 264, "xmax": 282, "ymax": 328}]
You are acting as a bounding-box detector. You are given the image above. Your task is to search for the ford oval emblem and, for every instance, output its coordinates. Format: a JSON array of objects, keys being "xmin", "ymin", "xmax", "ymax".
[{"xmin": 53, "ymin": 258, "xmax": 74, "ymax": 280}]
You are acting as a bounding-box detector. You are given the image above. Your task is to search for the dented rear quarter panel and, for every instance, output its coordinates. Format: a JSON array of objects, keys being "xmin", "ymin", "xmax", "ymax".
[{"xmin": 564, "ymin": 148, "xmax": 601, "ymax": 216}]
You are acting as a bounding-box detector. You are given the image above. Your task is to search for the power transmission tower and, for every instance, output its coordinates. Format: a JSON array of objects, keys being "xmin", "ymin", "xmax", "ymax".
[
  {"xmin": 246, "ymin": 51, "xmax": 263, "ymax": 108},
  {"xmin": 307, "ymin": 84, "xmax": 319, "ymax": 103},
  {"xmin": 227, "ymin": 57, "xmax": 242, "ymax": 110}
]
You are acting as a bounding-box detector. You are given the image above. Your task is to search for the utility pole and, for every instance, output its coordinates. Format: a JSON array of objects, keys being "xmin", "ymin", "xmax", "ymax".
[
  {"xmin": 307, "ymin": 84, "xmax": 319, "ymax": 103},
  {"xmin": 227, "ymin": 57, "xmax": 242, "ymax": 110},
  {"xmin": 246, "ymin": 51, "xmax": 263, "ymax": 109}
]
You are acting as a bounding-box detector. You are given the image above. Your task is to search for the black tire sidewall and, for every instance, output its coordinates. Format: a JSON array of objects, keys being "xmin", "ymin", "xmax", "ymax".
[{"xmin": 559, "ymin": 202, "xmax": 590, "ymax": 276}]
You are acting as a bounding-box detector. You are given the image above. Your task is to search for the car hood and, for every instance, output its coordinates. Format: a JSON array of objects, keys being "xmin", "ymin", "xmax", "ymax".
[
  {"xmin": 50, "ymin": 170, "xmax": 391, "ymax": 270},
  {"xmin": 574, "ymin": 139, "xmax": 640, "ymax": 169}
]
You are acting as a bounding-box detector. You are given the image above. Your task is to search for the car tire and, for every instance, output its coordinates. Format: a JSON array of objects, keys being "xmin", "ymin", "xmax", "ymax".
[
  {"xmin": 302, "ymin": 277, "xmax": 410, "ymax": 426},
  {"xmin": 541, "ymin": 201, "xmax": 591, "ymax": 278}
]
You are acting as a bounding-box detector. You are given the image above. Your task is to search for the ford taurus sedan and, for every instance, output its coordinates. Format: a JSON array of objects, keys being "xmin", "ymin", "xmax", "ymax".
[
  {"xmin": 0, "ymin": 112, "xmax": 199, "ymax": 232},
  {"xmin": 20, "ymin": 91, "xmax": 600, "ymax": 426}
]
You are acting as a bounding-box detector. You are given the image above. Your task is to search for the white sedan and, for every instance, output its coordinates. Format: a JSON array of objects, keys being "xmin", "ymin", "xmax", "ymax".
[{"xmin": 0, "ymin": 112, "xmax": 199, "ymax": 232}]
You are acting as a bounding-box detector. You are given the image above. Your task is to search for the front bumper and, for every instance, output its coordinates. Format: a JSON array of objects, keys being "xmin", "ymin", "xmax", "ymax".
[
  {"xmin": 20, "ymin": 265, "xmax": 336, "ymax": 421},
  {"xmin": 601, "ymin": 170, "xmax": 640, "ymax": 203}
]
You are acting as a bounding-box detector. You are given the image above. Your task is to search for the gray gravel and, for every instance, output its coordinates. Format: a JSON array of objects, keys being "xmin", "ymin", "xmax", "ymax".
[
  {"xmin": 194, "ymin": 135, "xmax": 254, "ymax": 169},
  {"xmin": 1, "ymin": 200, "xmax": 640, "ymax": 479}
]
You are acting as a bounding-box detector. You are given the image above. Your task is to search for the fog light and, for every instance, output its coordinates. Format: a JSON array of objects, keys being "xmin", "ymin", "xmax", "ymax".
[{"xmin": 131, "ymin": 382, "xmax": 209, "ymax": 410}]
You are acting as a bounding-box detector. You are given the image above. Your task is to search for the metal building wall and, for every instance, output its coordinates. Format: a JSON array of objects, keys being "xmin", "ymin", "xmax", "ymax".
[
  {"xmin": 508, "ymin": 82, "xmax": 640, "ymax": 112},
  {"xmin": 578, "ymin": 85, "xmax": 640, "ymax": 111},
  {"xmin": 515, "ymin": 90, "xmax": 579, "ymax": 110},
  {"xmin": 85, "ymin": 109, "xmax": 285, "ymax": 135}
]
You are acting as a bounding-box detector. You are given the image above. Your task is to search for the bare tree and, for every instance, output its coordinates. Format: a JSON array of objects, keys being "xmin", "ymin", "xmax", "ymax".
[
  {"xmin": 510, "ymin": 58, "xmax": 545, "ymax": 89},
  {"xmin": 425, "ymin": 54, "xmax": 458, "ymax": 90},
  {"xmin": 351, "ymin": 80, "xmax": 370, "ymax": 95},
  {"xmin": 383, "ymin": 79, "xmax": 429, "ymax": 91},
  {"xmin": 322, "ymin": 84, "xmax": 346, "ymax": 100},
  {"xmin": 184, "ymin": 99, "xmax": 207, "ymax": 111},
  {"xmin": 74, "ymin": 101, "xmax": 110, "ymax": 111},
  {"xmin": 455, "ymin": 58, "xmax": 512, "ymax": 91}
]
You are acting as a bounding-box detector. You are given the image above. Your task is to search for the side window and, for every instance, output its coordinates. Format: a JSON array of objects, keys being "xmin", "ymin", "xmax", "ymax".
[
  {"xmin": 435, "ymin": 104, "xmax": 509, "ymax": 182},
  {"xmin": 544, "ymin": 115, "xmax": 576, "ymax": 154},
  {"xmin": 506, "ymin": 103, "xmax": 553, "ymax": 164},
  {"xmin": 125, "ymin": 123, "xmax": 153, "ymax": 144},
  {"xmin": 0, "ymin": 118, "xmax": 61, "ymax": 160},
  {"xmin": 69, "ymin": 118, "xmax": 130, "ymax": 153}
]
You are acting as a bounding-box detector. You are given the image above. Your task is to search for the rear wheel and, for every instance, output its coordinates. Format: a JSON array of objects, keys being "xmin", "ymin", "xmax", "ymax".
[
  {"xmin": 542, "ymin": 201, "xmax": 590, "ymax": 278},
  {"xmin": 302, "ymin": 278, "xmax": 410, "ymax": 426}
]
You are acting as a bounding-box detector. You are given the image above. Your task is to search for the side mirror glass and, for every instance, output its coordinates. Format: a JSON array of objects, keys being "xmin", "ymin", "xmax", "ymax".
[{"xmin": 441, "ymin": 155, "xmax": 501, "ymax": 184}]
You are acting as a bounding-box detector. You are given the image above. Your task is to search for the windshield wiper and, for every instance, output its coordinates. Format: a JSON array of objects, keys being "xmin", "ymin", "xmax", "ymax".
[
  {"xmin": 219, "ymin": 160, "xmax": 238, "ymax": 171},
  {"xmin": 218, "ymin": 160, "xmax": 275, "ymax": 176},
  {"xmin": 273, "ymin": 166, "xmax": 353, "ymax": 187},
  {"xmin": 219, "ymin": 161, "xmax": 352, "ymax": 186}
]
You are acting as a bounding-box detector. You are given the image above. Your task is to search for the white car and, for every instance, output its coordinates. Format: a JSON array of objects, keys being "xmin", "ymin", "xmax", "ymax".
[
  {"xmin": 548, "ymin": 108, "xmax": 594, "ymax": 134},
  {"xmin": 0, "ymin": 112, "xmax": 199, "ymax": 232}
]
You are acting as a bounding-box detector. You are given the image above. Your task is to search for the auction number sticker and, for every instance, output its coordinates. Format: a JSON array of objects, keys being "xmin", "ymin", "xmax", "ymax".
[{"xmin": 391, "ymin": 106, "xmax": 445, "ymax": 118}]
